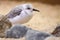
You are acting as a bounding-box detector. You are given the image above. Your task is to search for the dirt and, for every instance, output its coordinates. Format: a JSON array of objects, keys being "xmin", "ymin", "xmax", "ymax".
[{"xmin": 0, "ymin": 1, "xmax": 60, "ymax": 40}]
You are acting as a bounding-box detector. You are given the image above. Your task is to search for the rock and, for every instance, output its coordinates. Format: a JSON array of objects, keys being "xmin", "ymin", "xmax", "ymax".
[
  {"xmin": 0, "ymin": 14, "xmax": 12, "ymax": 38},
  {"xmin": 5, "ymin": 24, "xmax": 29, "ymax": 38},
  {"xmin": 25, "ymin": 29, "xmax": 52, "ymax": 40}
]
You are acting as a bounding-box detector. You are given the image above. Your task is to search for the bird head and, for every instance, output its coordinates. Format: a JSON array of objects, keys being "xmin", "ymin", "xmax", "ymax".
[{"xmin": 20, "ymin": 4, "xmax": 40, "ymax": 14}]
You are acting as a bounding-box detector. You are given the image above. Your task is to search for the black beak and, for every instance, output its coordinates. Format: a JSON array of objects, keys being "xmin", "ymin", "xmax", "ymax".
[{"xmin": 33, "ymin": 8, "xmax": 40, "ymax": 12}]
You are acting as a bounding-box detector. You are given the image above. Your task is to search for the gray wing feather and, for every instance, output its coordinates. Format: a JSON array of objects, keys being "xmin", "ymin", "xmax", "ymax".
[{"xmin": 6, "ymin": 7, "xmax": 22, "ymax": 18}]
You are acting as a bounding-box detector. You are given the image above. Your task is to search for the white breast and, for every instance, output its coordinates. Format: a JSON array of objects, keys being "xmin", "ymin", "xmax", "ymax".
[{"xmin": 9, "ymin": 11, "xmax": 33, "ymax": 25}]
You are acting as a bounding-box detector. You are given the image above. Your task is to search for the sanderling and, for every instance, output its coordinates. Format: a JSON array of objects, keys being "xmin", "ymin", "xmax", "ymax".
[{"xmin": 6, "ymin": 3, "xmax": 40, "ymax": 25}]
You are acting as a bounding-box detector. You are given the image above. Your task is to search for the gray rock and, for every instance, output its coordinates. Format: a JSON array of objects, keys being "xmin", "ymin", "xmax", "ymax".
[
  {"xmin": 25, "ymin": 29, "xmax": 52, "ymax": 40},
  {"xmin": 5, "ymin": 24, "xmax": 52, "ymax": 40},
  {"xmin": 5, "ymin": 24, "xmax": 29, "ymax": 38}
]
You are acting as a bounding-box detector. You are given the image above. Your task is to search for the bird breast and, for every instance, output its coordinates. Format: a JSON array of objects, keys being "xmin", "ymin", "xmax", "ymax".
[{"xmin": 9, "ymin": 11, "xmax": 33, "ymax": 25}]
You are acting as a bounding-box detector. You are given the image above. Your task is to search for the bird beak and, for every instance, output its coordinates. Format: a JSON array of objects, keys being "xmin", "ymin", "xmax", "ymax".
[{"xmin": 33, "ymin": 8, "xmax": 40, "ymax": 12}]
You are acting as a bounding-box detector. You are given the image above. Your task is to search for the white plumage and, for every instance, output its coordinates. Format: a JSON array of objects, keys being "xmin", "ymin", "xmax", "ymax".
[{"xmin": 6, "ymin": 3, "xmax": 39, "ymax": 25}]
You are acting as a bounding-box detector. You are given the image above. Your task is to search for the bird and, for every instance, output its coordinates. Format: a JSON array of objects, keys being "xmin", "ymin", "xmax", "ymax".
[
  {"xmin": 6, "ymin": 3, "xmax": 40, "ymax": 25},
  {"xmin": 5, "ymin": 24, "xmax": 29, "ymax": 38},
  {"xmin": 25, "ymin": 29, "xmax": 52, "ymax": 40}
]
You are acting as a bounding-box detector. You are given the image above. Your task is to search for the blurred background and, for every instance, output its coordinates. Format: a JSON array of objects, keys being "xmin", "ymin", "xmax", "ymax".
[{"xmin": 0, "ymin": 0, "xmax": 60, "ymax": 39}]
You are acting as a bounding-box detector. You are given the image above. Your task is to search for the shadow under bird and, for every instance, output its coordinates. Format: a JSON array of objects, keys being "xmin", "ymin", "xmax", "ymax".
[{"xmin": 6, "ymin": 3, "xmax": 40, "ymax": 25}]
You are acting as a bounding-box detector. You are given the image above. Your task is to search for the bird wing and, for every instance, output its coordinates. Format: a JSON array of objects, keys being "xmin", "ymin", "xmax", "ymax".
[{"xmin": 6, "ymin": 7, "xmax": 22, "ymax": 18}]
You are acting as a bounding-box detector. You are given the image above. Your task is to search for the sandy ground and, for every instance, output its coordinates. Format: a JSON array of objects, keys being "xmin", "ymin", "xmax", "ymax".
[{"xmin": 0, "ymin": 1, "xmax": 60, "ymax": 40}]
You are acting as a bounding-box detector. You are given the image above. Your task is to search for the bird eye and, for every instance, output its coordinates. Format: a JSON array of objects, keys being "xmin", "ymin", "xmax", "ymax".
[{"xmin": 27, "ymin": 7, "xmax": 31, "ymax": 10}]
